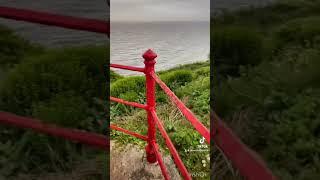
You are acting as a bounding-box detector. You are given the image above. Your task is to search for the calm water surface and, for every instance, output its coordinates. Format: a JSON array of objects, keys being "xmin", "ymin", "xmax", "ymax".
[
  {"xmin": 0, "ymin": 0, "xmax": 108, "ymax": 47},
  {"xmin": 111, "ymin": 21, "xmax": 210, "ymax": 75}
]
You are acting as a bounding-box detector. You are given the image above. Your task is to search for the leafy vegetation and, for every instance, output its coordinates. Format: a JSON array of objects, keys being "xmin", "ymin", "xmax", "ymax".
[
  {"xmin": 0, "ymin": 25, "xmax": 44, "ymax": 68},
  {"xmin": 213, "ymin": 0, "xmax": 320, "ymax": 179}
]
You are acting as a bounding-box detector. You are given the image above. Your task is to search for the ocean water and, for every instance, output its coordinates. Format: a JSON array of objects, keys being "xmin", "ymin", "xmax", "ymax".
[
  {"xmin": 0, "ymin": 0, "xmax": 108, "ymax": 47},
  {"xmin": 111, "ymin": 21, "xmax": 210, "ymax": 75}
]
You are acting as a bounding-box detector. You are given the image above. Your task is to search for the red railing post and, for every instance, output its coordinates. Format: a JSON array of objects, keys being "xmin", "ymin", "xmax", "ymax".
[{"xmin": 143, "ymin": 49, "xmax": 158, "ymax": 163}]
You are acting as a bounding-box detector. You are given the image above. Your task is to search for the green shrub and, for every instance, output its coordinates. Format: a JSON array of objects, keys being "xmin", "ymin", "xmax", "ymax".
[
  {"xmin": 159, "ymin": 70, "xmax": 193, "ymax": 89},
  {"xmin": 264, "ymin": 89, "xmax": 320, "ymax": 179},
  {"xmin": 274, "ymin": 16, "xmax": 320, "ymax": 49},
  {"xmin": 213, "ymin": 0, "xmax": 320, "ymax": 28},
  {"xmin": 176, "ymin": 76, "xmax": 210, "ymax": 117},
  {"xmin": 110, "ymin": 70, "xmax": 122, "ymax": 81},
  {"xmin": 32, "ymin": 92, "xmax": 89, "ymax": 128},
  {"xmin": 195, "ymin": 66, "xmax": 210, "ymax": 78},
  {"xmin": 4, "ymin": 131, "xmax": 87, "ymax": 175},
  {"xmin": 212, "ymin": 26, "xmax": 264, "ymax": 68},
  {"xmin": 158, "ymin": 61, "xmax": 209, "ymax": 73},
  {"xmin": 110, "ymin": 76, "xmax": 145, "ymax": 98},
  {"xmin": 0, "ymin": 46, "xmax": 107, "ymax": 115},
  {"xmin": 0, "ymin": 25, "xmax": 43, "ymax": 67},
  {"xmin": 119, "ymin": 91, "xmax": 140, "ymax": 102},
  {"xmin": 215, "ymin": 48, "xmax": 320, "ymax": 116},
  {"xmin": 110, "ymin": 70, "xmax": 193, "ymax": 112},
  {"xmin": 211, "ymin": 26, "xmax": 268, "ymax": 76}
]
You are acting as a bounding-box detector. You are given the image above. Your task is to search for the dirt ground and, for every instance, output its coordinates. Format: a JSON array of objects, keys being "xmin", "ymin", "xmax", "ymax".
[{"xmin": 110, "ymin": 141, "xmax": 181, "ymax": 180}]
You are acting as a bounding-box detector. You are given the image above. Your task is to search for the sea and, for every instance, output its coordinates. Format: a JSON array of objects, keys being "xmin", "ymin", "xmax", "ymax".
[{"xmin": 110, "ymin": 21, "xmax": 210, "ymax": 75}]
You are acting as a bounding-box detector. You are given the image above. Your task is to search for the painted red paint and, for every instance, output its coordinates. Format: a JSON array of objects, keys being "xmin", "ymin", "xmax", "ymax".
[
  {"xmin": 151, "ymin": 110, "xmax": 192, "ymax": 180},
  {"xmin": 0, "ymin": 112, "xmax": 108, "ymax": 150},
  {"xmin": 110, "ymin": 63, "xmax": 145, "ymax": 72},
  {"xmin": 151, "ymin": 141, "xmax": 170, "ymax": 180},
  {"xmin": 212, "ymin": 112, "xmax": 277, "ymax": 180},
  {"xmin": 151, "ymin": 72, "xmax": 210, "ymax": 143},
  {"xmin": 0, "ymin": 6, "xmax": 109, "ymax": 35},
  {"xmin": 110, "ymin": 124, "xmax": 148, "ymax": 141},
  {"xmin": 143, "ymin": 49, "xmax": 158, "ymax": 164},
  {"xmin": 110, "ymin": 96, "xmax": 147, "ymax": 109}
]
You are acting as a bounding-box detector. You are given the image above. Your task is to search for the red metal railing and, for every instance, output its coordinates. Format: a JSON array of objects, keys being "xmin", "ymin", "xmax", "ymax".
[
  {"xmin": 110, "ymin": 49, "xmax": 210, "ymax": 179},
  {"xmin": 0, "ymin": 5, "xmax": 277, "ymax": 180},
  {"xmin": 0, "ymin": 6, "xmax": 109, "ymax": 36},
  {"xmin": 212, "ymin": 112, "xmax": 276, "ymax": 180},
  {"xmin": 0, "ymin": 111, "xmax": 108, "ymax": 150}
]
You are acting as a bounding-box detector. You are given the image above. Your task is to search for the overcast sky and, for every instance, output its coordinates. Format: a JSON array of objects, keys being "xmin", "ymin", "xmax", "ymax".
[{"xmin": 111, "ymin": 0, "xmax": 210, "ymax": 22}]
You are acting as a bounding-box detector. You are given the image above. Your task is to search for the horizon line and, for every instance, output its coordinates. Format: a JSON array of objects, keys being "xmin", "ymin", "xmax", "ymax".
[{"xmin": 110, "ymin": 20, "xmax": 210, "ymax": 23}]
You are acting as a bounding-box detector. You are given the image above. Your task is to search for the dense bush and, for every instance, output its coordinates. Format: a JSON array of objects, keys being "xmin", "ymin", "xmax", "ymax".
[
  {"xmin": 194, "ymin": 66, "xmax": 210, "ymax": 78},
  {"xmin": 159, "ymin": 69, "xmax": 193, "ymax": 89},
  {"xmin": 110, "ymin": 70, "xmax": 122, "ymax": 81},
  {"xmin": 0, "ymin": 131, "xmax": 93, "ymax": 176},
  {"xmin": 110, "ymin": 69, "xmax": 193, "ymax": 104},
  {"xmin": 274, "ymin": 16, "xmax": 320, "ymax": 49},
  {"xmin": 215, "ymin": 47, "xmax": 320, "ymax": 116},
  {"xmin": 32, "ymin": 92, "xmax": 90, "ymax": 128},
  {"xmin": 0, "ymin": 46, "xmax": 107, "ymax": 115},
  {"xmin": 212, "ymin": 26, "xmax": 265, "ymax": 76},
  {"xmin": 110, "ymin": 76, "xmax": 145, "ymax": 98},
  {"xmin": 213, "ymin": 0, "xmax": 320, "ymax": 28},
  {"xmin": 176, "ymin": 76, "xmax": 210, "ymax": 119},
  {"xmin": 0, "ymin": 25, "xmax": 43, "ymax": 67},
  {"xmin": 264, "ymin": 89, "xmax": 320, "ymax": 180}
]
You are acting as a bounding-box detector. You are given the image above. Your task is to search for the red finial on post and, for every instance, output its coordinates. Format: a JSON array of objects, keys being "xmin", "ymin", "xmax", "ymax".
[
  {"xmin": 143, "ymin": 49, "xmax": 158, "ymax": 163},
  {"xmin": 143, "ymin": 49, "xmax": 157, "ymax": 61}
]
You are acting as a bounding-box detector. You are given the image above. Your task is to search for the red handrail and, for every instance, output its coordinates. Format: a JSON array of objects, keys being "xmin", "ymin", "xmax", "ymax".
[
  {"xmin": 110, "ymin": 96, "xmax": 147, "ymax": 109},
  {"xmin": 0, "ymin": 112, "xmax": 108, "ymax": 150},
  {"xmin": 212, "ymin": 112, "xmax": 277, "ymax": 180},
  {"xmin": 151, "ymin": 72, "xmax": 210, "ymax": 143},
  {"xmin": 151, "ymin": 110, "xmax": 192, "ymax": 180},
  {"xmin": 110, "ymin": 124, "xmax": 148, "ymax": 141},
  {"xmin": 110, "ymin": 63, "xmax": 145, "ymax": 72},
  {"xmin": 0, "ymin": 6, "xmax": 109, "ymax": 35},
  {"xmin": 151, "ymin": 141, "xmax": 170, "ymax": 180}
]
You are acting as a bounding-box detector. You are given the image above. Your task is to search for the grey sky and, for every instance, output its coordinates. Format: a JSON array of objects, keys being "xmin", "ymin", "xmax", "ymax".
[{"xmin": 111, "ymin": 0, "xmax": 210, "ymax": 22}]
